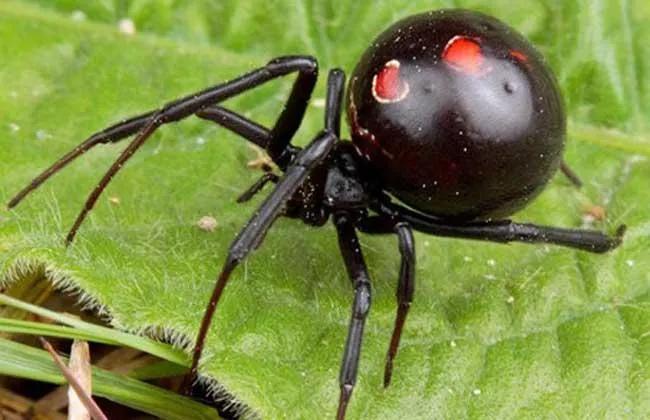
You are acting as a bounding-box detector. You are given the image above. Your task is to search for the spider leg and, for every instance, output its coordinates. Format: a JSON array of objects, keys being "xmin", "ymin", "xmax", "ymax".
[
  {"xmin": 6, "ymin": 110, "xmax": 156, "ymax": 209},
  {"xmin": 182, "ymin": 130, "xmax": 337, "ymax": 390},
  {"xmin": 383, "ymin": 222, "xmax": 415, "ymax": 388},
  {"xmin": 236, "ymin": 172, "xmax": 280, "ymax": 203},
  {"xmin": 38, "ymin": 57, "xmax": 317, "ymax": 244},
  {"xmin": 64, "ymin": 118, "xmax": 159, "ymax": 244},
  {"xmin": 7, "ymin": 56, "xmax": 317, "ymax": 209},
  {"xmin": 333, "ymin": 213, "xmax": 373, "ymax": 420},
  {"xmin": 196, "ymin": 55, "xmax": 320, "ymax": 168},
  {"xmin": 368, "ymin": 199, "xmax": 625, "ymax": 253},
  {"xmin": 560, "ymin": 160, "xmax": 583, "ymax": 188},
  {"xmin": 195, "ymin": 105, "xmax": 271, "ymax": 149},
  {"xmin": 226, "ymin": 68, "xmax": 346, "ymax": 204},
  {"xmin": 324, "ymin": 69, "xmax": 346, "ymax": 137}
]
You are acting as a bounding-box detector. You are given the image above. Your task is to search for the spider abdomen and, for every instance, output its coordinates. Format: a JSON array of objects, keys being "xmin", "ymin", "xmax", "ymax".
[{"xmin": 347, "ymin": 9, "xmax": 565, "ymax": 221}]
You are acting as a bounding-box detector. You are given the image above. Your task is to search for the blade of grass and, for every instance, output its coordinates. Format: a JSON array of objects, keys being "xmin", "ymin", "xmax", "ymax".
[
  {"xmin": 0, "ymin": 338, "xmax": 219, "ymax": 420},
  {"xmin": 127, "ymin": 360, "xmax": 188, "ymax": 380},
  {"xmin": 0, "ymin": 316, "xmax": 186, "ymax": 379},
  {"xmin": 0, "ymin": 318, "xmax": 119, "ymax": 344},
  {"xmin": 0, "ymin": 293, "xmax": 188, "ymax": 366},
  {"xmin": 569, "ymin": 122, "xmax": 650, "ymax": 157}
]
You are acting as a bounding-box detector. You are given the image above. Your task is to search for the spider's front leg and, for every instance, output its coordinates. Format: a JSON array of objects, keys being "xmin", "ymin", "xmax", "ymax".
[
  {"xmin": 231, "ymin": 67, "xmax": 348, "ymax": 204},
  {"xmin": 183, "ymin": 67, "xmax": 346, "ymax": 401},
  {"xmin": 7, "ymin": 56, "xmax": 318, "ymax": 243},
  {"xmin": 182, "ymin": 130, "xmax": 338, "ymax": 390}
]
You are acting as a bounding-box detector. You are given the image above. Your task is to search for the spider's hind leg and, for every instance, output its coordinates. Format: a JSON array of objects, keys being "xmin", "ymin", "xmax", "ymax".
[
  {"xmin": 370, "ymin": 198, "xmax": 624, "ymax": 253},
  {"xmin": 352, "ymin": 217, "xmax": 417, "ymax": 388},
  {"xmin": 334, "ymin": 213, "xmax": 373, "ymax": 420},
  {"xmin": 384, "ymin": 222, "xmax": 415, "ymax": 388},
  {"xmin": 560, "ymin": 160, "xmax": 583, "ymax": 188}
]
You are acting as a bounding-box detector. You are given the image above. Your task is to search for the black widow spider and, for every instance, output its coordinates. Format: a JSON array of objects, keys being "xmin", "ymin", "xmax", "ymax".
[{"xmin": 8, "ymin": 9, "xmax": 625, "ymax": 419}]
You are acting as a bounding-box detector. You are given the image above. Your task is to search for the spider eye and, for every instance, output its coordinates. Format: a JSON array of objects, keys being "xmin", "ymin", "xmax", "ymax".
[
  {"xmin": 442, "ymin": 36, "xmax": 484, "ymax": 74},
  {"xmin": 372, "ymin": 59, "xmax": 410, "ymax": 103}
]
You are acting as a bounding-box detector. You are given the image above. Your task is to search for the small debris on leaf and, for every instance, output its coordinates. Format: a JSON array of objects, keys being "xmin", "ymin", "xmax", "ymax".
[
  {"xmin": 108, "ymin": 196, "xmax": 120, "ymax": 206},
  {"xmin": 247, "ymin": 144, "xmax": 275, "ymax": 172},
  {"xmin": 71, "ymin": 10, "xmax": 87, "ymax": 22},
  {"xmin": 582, "ymin": 204, "xmax": 606, "ymax": 223},
  {"xmin": 118, "ymin": 18, "xmax": 136, "ymax": 35},
  {"xmin": 197, "ymin": 216, "xmax": 218, "ymax": 232},
  {"xmin": 311, "ymin": 98, "xmax": 326, "ymax": 108},
  {"xmin": 36, "ymin": 129, "xmax": 52, "ymax": 141}
]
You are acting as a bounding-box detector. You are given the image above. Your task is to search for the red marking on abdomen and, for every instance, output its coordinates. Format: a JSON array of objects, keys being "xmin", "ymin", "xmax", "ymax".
[
  {"xmin": 442, "ymin": 36, "xmax": 484, "ymax": 74},
  {"xmin": 349, "ymin": 80, "xmax": 395, "ymax": 161},
  {"xmin": 510, "ymin": 50, "xmax": 529, "ymax": 63},
  {"xmin": 372, "ymin": 60, "xmax": 410, "ymax": 103}
]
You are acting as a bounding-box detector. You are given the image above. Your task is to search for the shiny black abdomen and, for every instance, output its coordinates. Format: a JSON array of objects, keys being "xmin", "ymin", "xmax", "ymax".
[{"xmin": 347, "ymin": 9, "xmax": 565, "ymax": 221}]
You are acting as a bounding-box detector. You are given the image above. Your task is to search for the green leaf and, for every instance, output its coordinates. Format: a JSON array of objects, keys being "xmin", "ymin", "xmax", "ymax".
[{"xmin": 1, "ymin": 1, "xmax": 649, "ymax": 418}]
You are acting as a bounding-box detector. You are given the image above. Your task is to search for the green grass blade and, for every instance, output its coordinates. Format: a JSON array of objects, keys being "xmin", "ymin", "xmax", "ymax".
[
  {"xmin": 0, "ymin": 338, "xmax": 219, "ymax": 420},
  {"xmin": 0, "ymin": 317, "xmax": 119, "ymax": 344},
  {"xmin": 0, "ymin": 293, "xmax": 188, "ymax": 366},
  {"xmin": 128, "ymin": 360, "xmax": 189, "ymax": 380}
]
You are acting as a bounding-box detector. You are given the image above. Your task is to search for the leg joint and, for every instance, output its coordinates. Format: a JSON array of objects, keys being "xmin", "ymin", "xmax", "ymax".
[
  {"xmin": 294, "ymin": 131, "xmax": 337, "ymax": 167},
  {"xmin": 352, "ymin": 282, "xmax": 372, "ymax": 319},
  {"xmin": 267, "ymin": 55, "xmax": 318, "ymax": 76},
  {"xmin": 395, "ymin": 223, "xmax": 415, "ymax": 260}
]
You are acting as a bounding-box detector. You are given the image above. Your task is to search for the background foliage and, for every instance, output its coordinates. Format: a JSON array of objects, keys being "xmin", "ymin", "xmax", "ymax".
[{"xmin": 1, "ymin": 0, "xmax": 648, "ymax": 418}]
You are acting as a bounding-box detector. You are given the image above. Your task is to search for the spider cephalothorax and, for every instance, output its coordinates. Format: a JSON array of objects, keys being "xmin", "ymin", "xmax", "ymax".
[{"xmin": 9, "ymin": 9, "xmax": 624, "ymax": 419}]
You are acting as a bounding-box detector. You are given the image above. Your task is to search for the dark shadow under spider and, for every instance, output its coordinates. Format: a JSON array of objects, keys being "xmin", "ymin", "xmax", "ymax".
[{"xmin": 7, "ymin": 52, "xmax": 624, "ymax": 419}]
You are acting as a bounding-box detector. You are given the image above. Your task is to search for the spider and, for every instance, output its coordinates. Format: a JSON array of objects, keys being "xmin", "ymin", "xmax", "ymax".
[{"xmin": 8, "ymin": 9, "xmax": 625, "ymax": 419}]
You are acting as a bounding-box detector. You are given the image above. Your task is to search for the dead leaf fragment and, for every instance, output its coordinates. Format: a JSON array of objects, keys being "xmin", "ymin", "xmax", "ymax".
[{"xmin": 197, "ymin": 216, "xmax": 218, "ymax": 232}]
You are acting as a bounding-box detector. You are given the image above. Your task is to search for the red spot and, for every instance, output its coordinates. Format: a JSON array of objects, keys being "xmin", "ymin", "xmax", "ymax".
[
  {"xmin": 372, "ymin": 60, "xmax": 409, "ymax": 103},
  {"xmin": 510, "ymin": 50, "xmax": 529, "ymax": 63},
  {"xmin": 442, "ymin": 36, "xmax": 484, "ymax": 74},
  {"xmin": 349, "ymin": 80, "xmax": 395, "ymax": 161}
]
